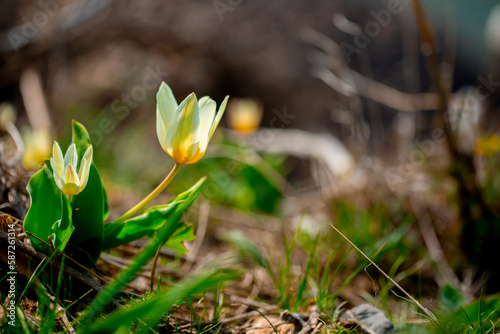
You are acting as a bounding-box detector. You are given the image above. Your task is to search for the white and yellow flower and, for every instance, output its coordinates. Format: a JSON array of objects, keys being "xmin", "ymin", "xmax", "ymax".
[
  {"xmin": 50, "ymin": 141, "xmax": 92, "ymax": 196},
  {"xmin": 156, "ymin": 82, "xmax": 229, "ymax": 165}
]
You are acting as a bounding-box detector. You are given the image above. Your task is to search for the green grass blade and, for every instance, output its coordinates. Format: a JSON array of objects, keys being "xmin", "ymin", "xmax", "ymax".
[{"xmin": 83, "ymin": 268, "xmax": 238, "ymax": 333}]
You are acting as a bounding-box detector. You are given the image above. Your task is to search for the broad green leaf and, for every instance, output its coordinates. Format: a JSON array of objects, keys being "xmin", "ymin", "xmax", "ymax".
[
  {"xmin": 24, "ymin": 166, "xmax": 69, "ymax": 254},
  {"xmin": 102, "ymin": 204, "xmax": 177, "ymax": 250},
  {"xmin": 71, "ymin": 120, "xmax": 91, "ymax": 158},
  {"xmin": 103, "ymin": 186, "xmax": 109, "ymax": 221},
  {"xmin": 50, "ymin": 193, "xmax": 74, "ymax": 252},
  {"xmin": 102, "ymin": 179, "xmax": 204, "ymax": 250},
  {"xmin": 72, "ymin": 119, "xmax": 109, "ymax": 220},
  {"xmin": 69, "ymin": 121, "xmax": 105, "ymax": 263},
  {"xmin": 70, "ymin": 164, "xmax": 104, "ymax": 263}
]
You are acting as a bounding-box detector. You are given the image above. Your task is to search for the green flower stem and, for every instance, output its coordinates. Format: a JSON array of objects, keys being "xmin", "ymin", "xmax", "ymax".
[{"xmin": 112, "ymin": 163, "xmax": 182, "ymax": 224}]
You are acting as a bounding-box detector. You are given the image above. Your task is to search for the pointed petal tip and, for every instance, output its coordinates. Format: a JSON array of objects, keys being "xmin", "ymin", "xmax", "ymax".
[
  {"xmin": 84, "ymin": 145, "xmax": 93, "ymax": 157},
  {"xmin": 157, "ymin": 81, "xmax": 175, "ymax": 97},
  {"xmin": 220, "ymin": 95, "xmax": 230, "ymax": 110},
  {"xmin": 51, "ymin": 141, "xmax": 64, "ymax": 175}
]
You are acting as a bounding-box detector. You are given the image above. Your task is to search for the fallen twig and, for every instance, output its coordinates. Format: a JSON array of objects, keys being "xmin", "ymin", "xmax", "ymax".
[{"xmin": 329, "ymin": 223, "xmax": 437, "ymax": 321}]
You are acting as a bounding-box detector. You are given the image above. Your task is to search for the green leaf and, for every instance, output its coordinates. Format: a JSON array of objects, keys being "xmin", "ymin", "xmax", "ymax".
[
  {"xmin": 73, "ymin": 119, "xmax": 109, "ymax": 220},
  {"xmin": 69, "ymin": 164, "xmax": 105, "ymax": 263},
  {"xmin": 165, "ymin": 223, "xmax": 195, "ymax": 255},
  {"xmin": 50, "ymin": 194, "xmax": 74, "ymax": 252},
  {"xmin": 103, "ymin": 186, "xmax": 109, "ymax": 221},
  {"xmin": 102, "ymin": 204, "xmax": 175, "ymax": 250},
  {"xmin": 102, "ymin": 179, "xmax": 204, "ymax": 251},
  {"xmin": 71, "ymin": 120, "xmax": 91, "ymax": 158},
  {"xmin": 24, "ymin": 166, "xmax": 71, "ymax": 254},
  {"xmin": 69, "ymin": 121, "xmax": 106, "ymax": 263}
]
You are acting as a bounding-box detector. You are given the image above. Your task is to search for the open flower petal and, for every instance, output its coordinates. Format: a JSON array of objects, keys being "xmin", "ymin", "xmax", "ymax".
[
  {"xmin": 50, "ymin": 140, "xmax": 93, "ymax": 196},
  {"xmin": 198, "ymin": 96, "xmax": 212, "ymax": 109},
  {"xmin": 198, "ymin": 99, "xmax": 216, "ymax": 151},
  {"xmin": 50, "ymin": 157, "xmax": 64, "ymax": 190},
  {"xmin": 156, "ymin": 82, "xmax": 178, "ymax": 152},
  {"xmin": 51, "ymin": 141, "xmax": 64, "ymax": 177},
  {"xmin": 155, "ymin": 83, "xmax": 229, "ymax": 165},
  {"xmin": 62, "ymin": 164, "xmax": 80, "ymax": 196},
  {"xmin": 209, "ymin": 95, "xmax": 229, "ymax": 140},
  {"xmin": 78, "ymin": 146, "xmax": 93, "ymax": 191},
  {"xmin": 64, "ymin": 143, "xmax": 78, "ymax": 169},
  {"xmin": 166, "ymin": 93, "xmax": 201, "ymax": 164}
]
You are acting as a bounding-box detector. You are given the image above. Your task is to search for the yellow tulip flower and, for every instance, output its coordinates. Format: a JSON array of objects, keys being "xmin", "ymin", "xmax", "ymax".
[
  {"xmin": 22, "ymin": 128, "xmax": 52, "ymax": 171},
  {"xmin": 50, "ymin": 141, "xmax": 93, "ymax": 196},
  {"xmin": 227, "ymin": 98, "xmax": 263, "ymax": 136},
  {"xmin": 156, "ymin": 82, "xmax": 229, "ymax": 165}
]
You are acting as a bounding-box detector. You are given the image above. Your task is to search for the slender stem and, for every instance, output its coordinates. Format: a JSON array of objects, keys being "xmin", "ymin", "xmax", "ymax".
[
  {"xmin": 150, "ymin": 246, "xmax": 162, "ymax": 292},
  {"xmin": 112, "ymin": 163, "xmax": 182, "ymax": 224}
]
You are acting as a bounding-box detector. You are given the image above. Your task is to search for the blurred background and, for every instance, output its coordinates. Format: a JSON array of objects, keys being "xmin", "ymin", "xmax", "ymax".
[{"xmin": 1, "ymin": 0, "xmax": 500, "ymax": 323}]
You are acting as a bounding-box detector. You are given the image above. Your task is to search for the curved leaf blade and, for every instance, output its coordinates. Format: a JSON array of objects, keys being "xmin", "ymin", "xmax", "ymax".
[
  {"xmin": 102, "ymin": 178, "xmax": 205, "ymax": 250},
  {"xmin": 24, "ymin": 166, "xmax": 73, "ymax": 253}
]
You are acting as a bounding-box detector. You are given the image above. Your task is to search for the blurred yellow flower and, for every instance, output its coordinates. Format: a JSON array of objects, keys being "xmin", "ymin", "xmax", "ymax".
[
  {"xmin": 475, "ymin": 134, "xmax": 500, "ymax": 158},
  {"xmin": 156, "ymin": 82, "xmax": 229, "ymax": 165},
  {"xmin": 0, "ymin": 103, "xmax": 16, "ymax": 127},
  {"xmin": 22, "ymin": 129, "xmax": 52, "ymax": 171},
  {"xmin": 50, "ymin": 141, "xmax": 93, "ymax": 196},
  {"xmin": 227, "ymin": 98, "xmax": 263, "ymax": 136}
]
